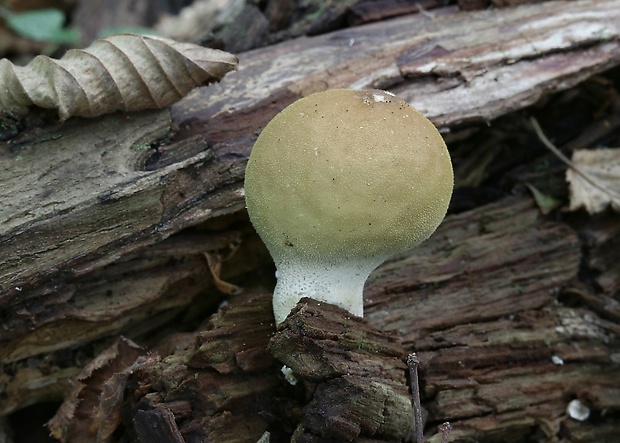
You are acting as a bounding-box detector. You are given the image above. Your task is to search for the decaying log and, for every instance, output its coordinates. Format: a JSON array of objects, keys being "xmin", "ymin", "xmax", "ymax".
[
  {"xmin": 48, "ymin": 293, "xmax": 280, "ymax": 443},
  {"xmin": 270, "ymin": 299, "xmax": 413, "ymax": 442},
  {"xmin": 0, "ymin": 0, "xmax": 619, "ymax": 441},
  {"xmin": 49, "ymin": 293, "xmax": 415, "ymax": 443},
  {"xmin": 365, "ymin": 197, "xmax": 620, "ymax": 441},
  {"xmin": 41, "ymin": 195, "xmax": 620, "ymax": 442}
]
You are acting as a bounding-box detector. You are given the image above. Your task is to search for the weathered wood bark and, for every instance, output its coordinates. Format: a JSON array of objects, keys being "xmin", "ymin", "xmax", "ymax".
[
  {"xmin": 45, "ymin": 196, "xmax": 620, "ymax": 442},
  {"xmin": 269, "ymin": 299, "xmax": 415, "ymax": 443},
  {"xmin": 364, "ymin": 197, "xmax": 619, "ymax": 442},
  {"xmin": 47, "ymin": 296, "xmax": 280, "ymax": 443},
  {"xmin": 0, "ymin": 0, "xmax": 619, "ymax": 442}
]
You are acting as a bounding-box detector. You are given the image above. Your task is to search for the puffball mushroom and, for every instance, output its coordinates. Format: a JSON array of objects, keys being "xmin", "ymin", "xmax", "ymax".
[{"xmin": 244, "ymin": 89, "xmax": 453, "ymax": 325}]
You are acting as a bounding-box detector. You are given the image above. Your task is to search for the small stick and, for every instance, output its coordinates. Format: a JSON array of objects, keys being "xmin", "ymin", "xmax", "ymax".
[
  {"xmin": 439, "ymin": 422, "xmax": 452, "ymax": 443},
  {"xmin": 529, "ymin": 116, "xmax": 614, "ymax": 198},
  {"xmin": 407, "ymin": 353, "xmax": 425, "ymax": 443}
]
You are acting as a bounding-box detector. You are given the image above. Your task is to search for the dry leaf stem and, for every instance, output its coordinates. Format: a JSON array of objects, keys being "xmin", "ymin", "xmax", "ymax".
[{"xmin": 529, "ymin": 116, "xmax": 616, "ymax": 200}]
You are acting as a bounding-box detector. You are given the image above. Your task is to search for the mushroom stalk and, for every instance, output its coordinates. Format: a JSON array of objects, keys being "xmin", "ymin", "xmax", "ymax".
[{"xmin": 272, "ymin": 256, "xmax": 385, "ymax": 325}]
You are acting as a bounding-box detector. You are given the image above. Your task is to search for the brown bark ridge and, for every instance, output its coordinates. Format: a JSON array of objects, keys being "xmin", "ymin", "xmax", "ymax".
[
  {"xmin": 270, "ymin": 298, "xmax": 414, "ymax": 442},
  {"xmin": 48, "ymin": 295, "xmax": 282, "ymax": 443},
  {"xmin": 0, "ymin": 0, "xmax": 619, "ymax": 441}
]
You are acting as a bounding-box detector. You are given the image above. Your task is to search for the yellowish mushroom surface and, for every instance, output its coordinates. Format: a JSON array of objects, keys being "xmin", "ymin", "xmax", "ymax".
[{"xmin": 245, "ymin": 89, "xmax": 453, "ymax": 324}]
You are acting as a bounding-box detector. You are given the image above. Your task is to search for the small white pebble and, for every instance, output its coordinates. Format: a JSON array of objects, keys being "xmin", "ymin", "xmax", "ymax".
[
  {"xmin": 281, "ymin": 365, "xmax": 298, "ymax": 385},
  {"xmin": 551, "ymin": 355, "xmax": 564, "ymax": 366},
  {"xmin": 567, "ymin": 399, "xmax": 590, "ymax": 421}
]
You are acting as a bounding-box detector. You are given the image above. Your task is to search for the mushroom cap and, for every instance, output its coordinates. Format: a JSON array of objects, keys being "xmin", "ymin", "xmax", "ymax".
[{"xmin": 244, "ymin": 89, "xmax": 453, "ymax": 266}]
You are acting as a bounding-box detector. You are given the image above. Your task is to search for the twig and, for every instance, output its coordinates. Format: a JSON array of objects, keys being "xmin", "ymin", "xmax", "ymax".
[
  {"xmin": 439, "ymin": 422, "xmax": 452, "ymax": 443},
  {"xmin": 407, "ymin": 353, "xmax": 425, "ymax": 443},
  {"xmin": 529, "ymin": 116, "xmax": 614, "ymax": 198}
]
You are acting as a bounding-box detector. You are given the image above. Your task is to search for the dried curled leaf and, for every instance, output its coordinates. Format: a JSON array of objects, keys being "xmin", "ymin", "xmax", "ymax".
[
  {"xmin": 0, "ymin": 33, "xmax": 238, "ymax": 120},
  {"xmin": 566, "ymin": 148, "xmax": 620, "ymax": 214},
  {"xmin": 47, "ymin": 337, "xmax": 150, "ymax": 443}
]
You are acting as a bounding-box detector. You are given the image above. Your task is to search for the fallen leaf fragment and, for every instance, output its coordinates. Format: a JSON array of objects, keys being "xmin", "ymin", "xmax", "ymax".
[
  {"xmin": 47, "ymin": 337, "xmax": 150, "ymax": 443},
  {"xmin": 0, "ymin": 33, "xmax": 238, "ymax": 120},
  {"xmin": 566, "ymin": 148, "xmax": 620, "ymax": 214},
  {"xmin": 525, "ymin": 183, "xmax": 562, "ymax": 215}
]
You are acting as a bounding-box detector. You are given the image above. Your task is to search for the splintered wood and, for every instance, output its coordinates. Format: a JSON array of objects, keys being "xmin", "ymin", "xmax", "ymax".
[{"xmin": 270, "ymin": 299, "xmax": 413, "ymax": 441}]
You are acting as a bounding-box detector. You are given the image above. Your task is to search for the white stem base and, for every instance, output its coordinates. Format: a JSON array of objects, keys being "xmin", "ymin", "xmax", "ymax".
[{"xmin": 272, "ymin": 258, "xmax": 383, "ymax": 325}]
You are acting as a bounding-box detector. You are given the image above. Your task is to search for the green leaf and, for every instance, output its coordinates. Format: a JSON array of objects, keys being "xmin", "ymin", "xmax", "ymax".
[
  {"xmin": 525, "ymin": 183, "xmax": 562, "ymax": 215},
  {"xmin": 6, "ymin": 8, "xmax": 78, "ymax": 44}
]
